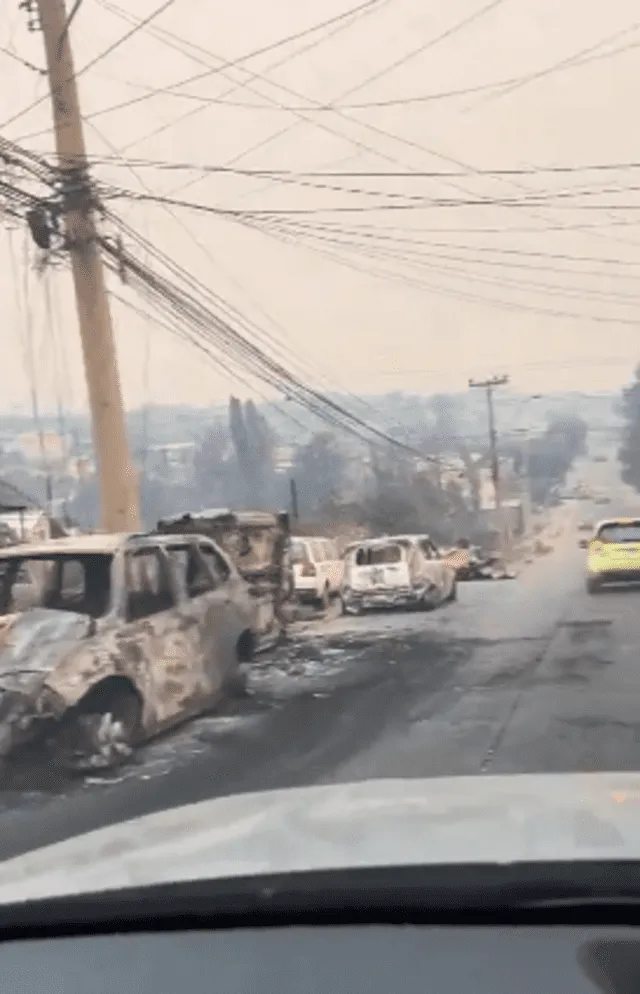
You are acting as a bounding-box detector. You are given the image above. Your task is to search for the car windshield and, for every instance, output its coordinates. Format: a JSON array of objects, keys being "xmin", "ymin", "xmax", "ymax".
[
  {"xmin": 350, "ymin": 544, "xmax": 404, "ymax": 566},
  {"xmin": 597, "ymin": 523, "xmax": 640, "ymax": 543},
  {"xmin": 3, "ymin": 0, "xmax": 640, "ymax": 925}
]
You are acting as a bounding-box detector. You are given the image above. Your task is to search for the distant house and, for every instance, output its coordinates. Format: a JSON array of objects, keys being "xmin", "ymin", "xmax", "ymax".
[
  {"xmin": 273, "ymin": 445, "xmax": 295, "ymax": 473},
  {"xmin": 145, "ymin": 442, "xmax": 197, "ymax": 478},
  {"xmin": 0, "ymin": 479, "xmax": 63, "ymax": 544},
  {"xmin": 15, "ymin": 431, "xmax": 69, "ymax": 465}
]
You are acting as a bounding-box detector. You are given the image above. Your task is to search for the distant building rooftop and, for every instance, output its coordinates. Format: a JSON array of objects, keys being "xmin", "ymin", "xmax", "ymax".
[{"xmin": 0, "ymin": 479, "xmax": 36, "ymax": 512}]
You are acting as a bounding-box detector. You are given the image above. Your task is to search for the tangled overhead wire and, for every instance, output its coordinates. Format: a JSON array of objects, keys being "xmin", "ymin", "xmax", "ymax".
[
  {"xmin": 97, "ymin": 216, "xmax": 444, "ymax": 466},
  {"xmin": 0, "ymin": 135, "xmax": 441, "ymax": 465}
]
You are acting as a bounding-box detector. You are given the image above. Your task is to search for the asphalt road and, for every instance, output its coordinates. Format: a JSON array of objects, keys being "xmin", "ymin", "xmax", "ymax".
[{"xmin": 0, "ymin": 452, "xmax": 637, "ymax": 862}]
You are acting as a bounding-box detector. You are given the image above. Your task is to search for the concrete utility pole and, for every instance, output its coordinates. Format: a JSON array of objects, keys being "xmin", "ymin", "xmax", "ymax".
[
  {"xmin": 469, "ymin": 374, "xmax": 509, "ymax": 551},
  {"xmin": 34, "ymin": 0, "xmax": 140, "ymax": 532}
]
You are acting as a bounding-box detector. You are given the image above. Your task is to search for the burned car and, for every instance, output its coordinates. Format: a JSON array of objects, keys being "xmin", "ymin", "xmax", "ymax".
[
  {"xmin": 0, "ymin": 532, "xmax": 255, "ymax": 771},
  {"xmin": 156, "ymin": 509, "xmax": 294, "ymax": 642},
  {"xmin": 341, "ymin": 534, "xmax": 457, "ymax": 614}
]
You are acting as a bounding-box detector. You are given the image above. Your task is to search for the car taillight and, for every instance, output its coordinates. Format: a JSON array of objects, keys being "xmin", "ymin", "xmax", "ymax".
[{"xmin": 301, "ymin": 563, "xmax": 316, "ymax": 577}]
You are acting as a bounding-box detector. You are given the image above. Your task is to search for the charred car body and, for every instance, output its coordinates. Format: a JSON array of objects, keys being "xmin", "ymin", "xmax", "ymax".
[
  {"xmin": 341, "ymin": 534, "xmax": 457, "ymax": 614},
  {"xmin": 0, "ymin": 532, "xmax": 255, "ymax": 770},
  {"xmin": 156, "ymin": 509, "xmax": 294, "ymax": 642}
]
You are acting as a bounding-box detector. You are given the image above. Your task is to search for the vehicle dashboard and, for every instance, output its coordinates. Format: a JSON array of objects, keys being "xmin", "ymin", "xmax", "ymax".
[{"xmin": 0, "ymin": 925, "xmax": 636, "ymax": 993}]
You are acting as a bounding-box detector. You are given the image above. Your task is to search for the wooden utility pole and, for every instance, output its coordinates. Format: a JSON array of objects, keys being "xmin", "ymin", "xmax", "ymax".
[
  {"xmin": 469, "ymin": 374, "xmax": 509, "ymax": 552},
  {"xmin": 34, "ymin": 0, "xmax": 140, "ymax": 532}
]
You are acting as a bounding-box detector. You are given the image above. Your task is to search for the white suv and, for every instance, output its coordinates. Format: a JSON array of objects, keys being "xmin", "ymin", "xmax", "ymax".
[{"xmin": 291, "ymin": 537, "xmax": 344, "ymax": 610}]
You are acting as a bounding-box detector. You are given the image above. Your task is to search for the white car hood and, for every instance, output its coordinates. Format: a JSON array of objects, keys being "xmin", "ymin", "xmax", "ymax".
[{"xmin": 1, "ymin": 773, "xmax": 640, "ymax": 904}]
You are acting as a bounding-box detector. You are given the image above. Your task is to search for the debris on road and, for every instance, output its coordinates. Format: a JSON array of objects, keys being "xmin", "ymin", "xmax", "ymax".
[
  {"xmin": 249, "ymin": 634, "xmax": 355, "ymax": 697},
  {"xmin": 533, "ymin": 538, "xmax": 554, "ymax": 556},
  {"xmin": 442, "ymin": 542, "xmax": 515, "ymax": 581}
]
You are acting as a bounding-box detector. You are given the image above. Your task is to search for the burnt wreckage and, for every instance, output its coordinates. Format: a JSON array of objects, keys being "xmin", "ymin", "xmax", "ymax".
[
  {"xmin": 156, "ymin": 509, "xmax": 295, "ymax": 642},
  {"xmin": 0, "ymin": 531, "xmax": 255, "ymax": 771}
]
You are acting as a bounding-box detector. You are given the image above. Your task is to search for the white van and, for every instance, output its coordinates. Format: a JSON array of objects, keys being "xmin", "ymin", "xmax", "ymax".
[{"xmin": 291, "ymin": 537, "xmax": 344, "ymax": 609}]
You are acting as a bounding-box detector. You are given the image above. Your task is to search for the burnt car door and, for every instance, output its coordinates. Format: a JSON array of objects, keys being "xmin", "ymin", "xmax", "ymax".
[
  {"xmin": 167, "ymin": 539, "xmax": 247, "ymax": 699},
  {"xmin": 121, "ymin": 545, "xmax": 204, "ymax": 729},
  {"xmin": 194, "ymin": 539, "xmax": 248, "ymax": 692}
]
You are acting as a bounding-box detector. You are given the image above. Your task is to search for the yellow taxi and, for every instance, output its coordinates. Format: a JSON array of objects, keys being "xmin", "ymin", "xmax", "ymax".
[{"xmin": 583, "ymin": 517, "xmax": 640, "ymax": 594}]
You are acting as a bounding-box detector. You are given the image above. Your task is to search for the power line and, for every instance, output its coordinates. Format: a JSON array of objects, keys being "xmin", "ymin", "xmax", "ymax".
[
  {"xmin": 464, "ymin": 21, "xmax": 640, "ymax": 112},
  {"xmin": 244, "ymin": 216, "xmax": 640, "ymax": 292},
  {"xmin": 0, "ymin": 43, "xmax": 45, "ymax": 75},
  {"xmin": 109, "ymin": 290, "xmax": 317, "ymax": 438},
  {"xmin": 105, "ymin": 211, "xmax": 428, "ymax": 445},
  {"xmin": 87, "ymin": 112, "xmax": 425, "ymax": 443},
  {"xmin": 239, "ymin": 209, "xmax": 640, "ymax": 328},
  {"xmin": 326, "ymin": 0, "xmax": 511, "ymax": 103},
  {"xmin": 98, "ymin": 226, "xmax": 445, "ymax": 463},
  {"xmin": 2, "ymin": 0, "xmax": 176, "ymax": 131},
  {"xmin": 98, "ymin": 181, "xmax": 640, "ymax": 214},
  {"xmin": 141, "ymin": 33, "xmax": 639, "ymax": 112},
  {"xmin": 78, "ymin": 0, "xmax": 506, "ymax": 208},
  {"xmin": 15, "ymin": 0, "xmax": 385, "ymax": 142},
  {"xmin": 105, "ymin": 207, "xmax": 380, "ymax": 414},
  {"xmin": 50, "ymin": 155, "xmax": 640, "ymax": 179},
  {"xmin": 95, "ymin": 0, "xmax": 390, "ymax": 161},
  {"xmin": 242, "ymin": 213, "xmax": 640, "ymax": 312},
  {"xmin": 141, "ymin": 16, "xmax": 640, "ymax": 258},
  {"xmin": 163, "ymin": 6, "xmax": 515, "ymax": 201},
  {"xmin": 226, "ymin": 216, "xmax": 640, "ymax": 269},
  {"xmin": 39, "ymin": 0, "xmax": 631, "ymax": 269},
  {"xmin": 44, "ymin": 28, "xmax": 640, "ymax": 115},
  {"xmin": 19, "ymin": 1, "xmax": 640, "ymax": 267}
]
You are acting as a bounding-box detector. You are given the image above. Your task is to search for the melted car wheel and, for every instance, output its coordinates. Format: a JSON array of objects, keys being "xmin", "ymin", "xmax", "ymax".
[{"xmin": 53, "ymin": 679, "xmax": 142, "ymax": 774}]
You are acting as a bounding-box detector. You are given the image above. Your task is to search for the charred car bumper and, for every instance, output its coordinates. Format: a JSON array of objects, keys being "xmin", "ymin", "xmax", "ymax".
[{"xmin": 342, "ymin": 584, "xmax": 434, "ymax": 612}]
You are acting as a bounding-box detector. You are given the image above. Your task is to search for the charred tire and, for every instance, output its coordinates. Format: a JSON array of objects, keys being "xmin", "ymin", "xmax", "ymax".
[
  {"xmin": 448, "ymin": 579, "xmax": 458, "ymax": 602},
  {"xmin": 53, "ymin": 677, "xmax": 143, "ymax": 774}
]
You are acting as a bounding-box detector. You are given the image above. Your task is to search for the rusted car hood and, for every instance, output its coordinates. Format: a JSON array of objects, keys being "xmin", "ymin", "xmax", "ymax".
[
  {"xmin": 1, "ymin": 773, "xmax": 640, "ymax": 902},
  {"xmin": 0, "ymin": 608, "xmax": 92, "ymax": 691}
]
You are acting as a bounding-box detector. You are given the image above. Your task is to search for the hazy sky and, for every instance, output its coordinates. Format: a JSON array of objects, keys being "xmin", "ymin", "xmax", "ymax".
[{"xmin": 1, "ymin": 0, "xmax": 639, "ymax": 415}]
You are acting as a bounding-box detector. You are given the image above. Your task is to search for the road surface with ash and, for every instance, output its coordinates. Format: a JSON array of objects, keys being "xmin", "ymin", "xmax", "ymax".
[{"xmin": 0, "ymin": 452, "xmax": 638, "ymax": 861}]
